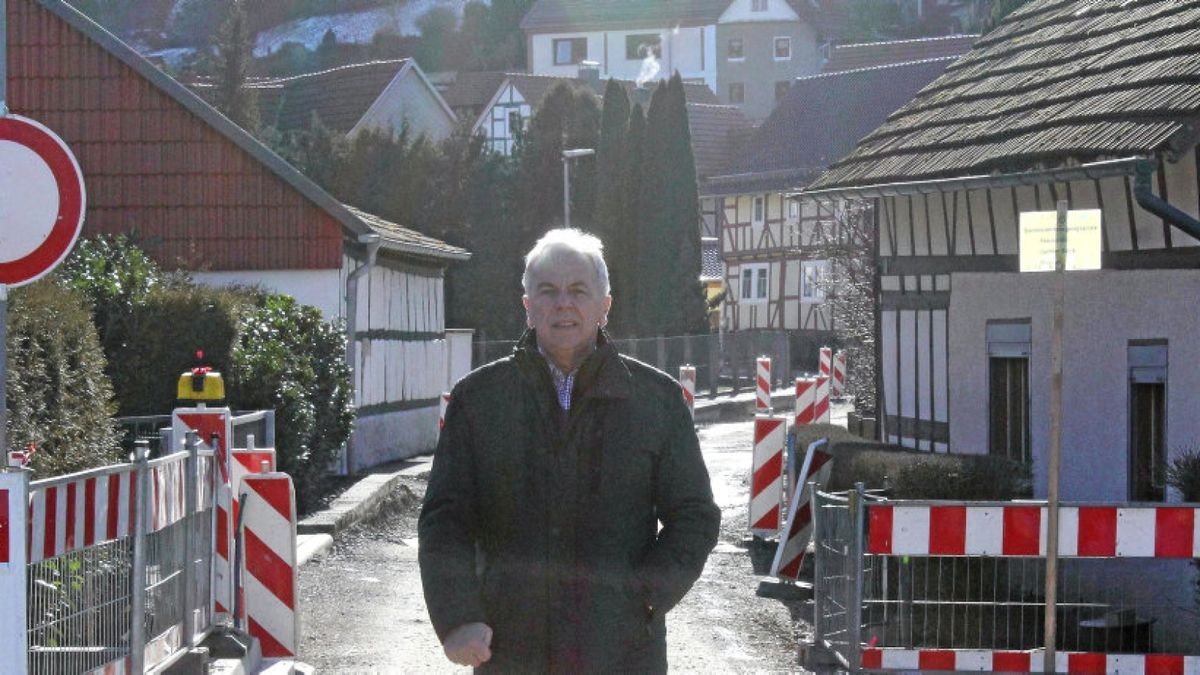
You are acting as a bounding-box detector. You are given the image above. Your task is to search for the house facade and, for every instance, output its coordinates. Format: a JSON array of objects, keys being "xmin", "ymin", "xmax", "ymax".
[
  {"xmin": 8, "ymin": 0, "xmax": 470, "ymax": 472},
  {"xmin": 703, "ymin": 53, "xmax": 964, "ymax": 338},
  {"xmin": 803, "ymin": 0, "xmax": 1200, "ymax": 506},
  {"xmin": 520, "ymin": 0, "xmax": 835, "ymax": 120}
]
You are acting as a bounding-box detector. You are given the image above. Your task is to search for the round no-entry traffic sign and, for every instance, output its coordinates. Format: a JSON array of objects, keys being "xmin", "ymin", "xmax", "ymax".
[{"xmin": 0, "ymin": 114, "xmax": 86, "ymax": 287}]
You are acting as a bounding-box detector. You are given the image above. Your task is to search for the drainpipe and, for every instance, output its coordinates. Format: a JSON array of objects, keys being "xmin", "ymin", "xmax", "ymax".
[
  {"xmin": 343, "ymin": 232, "xmax": 381, "ymax": 474},
  {"xmin": 1133, "ymin": 159, "xmax": 1200, "ymax": 241}
]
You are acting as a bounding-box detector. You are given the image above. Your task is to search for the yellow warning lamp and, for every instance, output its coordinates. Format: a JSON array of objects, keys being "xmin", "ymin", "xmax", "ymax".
[{"xmin": 177, "ymin": 350, "xmax": 225, "ymax": 402}]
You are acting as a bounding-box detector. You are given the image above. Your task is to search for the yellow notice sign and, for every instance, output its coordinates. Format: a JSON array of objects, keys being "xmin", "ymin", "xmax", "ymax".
[{"xmin": 1019, "ymin": 209, "xmax": 1102, "ymax": 272}]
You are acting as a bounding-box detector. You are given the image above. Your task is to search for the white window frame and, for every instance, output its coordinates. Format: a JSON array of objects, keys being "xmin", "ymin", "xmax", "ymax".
[
  {"xmin": 774, "ymin": 36, "xmax": 792, "ymax": 61},
  {"xmin": 740, "ymin": 263, "xmax": 769, "ymax": 303},
  {"xmin": 752, "ymin": 195, "xmax": 765, "ymax": 225},
  {"xmin": 553, "ymin": 37, "xmax": 587, "ymax": 65},
  {"xmin": 800, "ymin": 259, "xmax": 830, "ymax": 303},
  {"xmin": 727, "ymin": 37, "xmax": 744, "ymax": 61}
]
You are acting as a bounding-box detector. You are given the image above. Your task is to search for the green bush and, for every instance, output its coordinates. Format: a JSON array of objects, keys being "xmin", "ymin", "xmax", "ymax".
[
  {"xmin": 6, "ymin": 280, "xmax": 122, "ymax": 475},
  {"xmin": 229, "ymin": 293, "xmax": 354, "ymax": 511},
  {"xmin": 1167, "ymin": 446, "xmax": 1200, "ymax": 501}
]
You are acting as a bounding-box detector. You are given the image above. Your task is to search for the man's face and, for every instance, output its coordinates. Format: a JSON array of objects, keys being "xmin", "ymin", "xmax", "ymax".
[{"xmin": 523, "ymin": 250, "xmax": 612, "ymax": 369}]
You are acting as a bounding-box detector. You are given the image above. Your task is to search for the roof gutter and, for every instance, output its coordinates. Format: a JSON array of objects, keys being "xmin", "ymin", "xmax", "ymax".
[
  {"xmin": 1133, "ymin": 158, "xmax": 1200, "ymax": 241},
  {"xmin": 795, "ymin": 157, "xmax": 1148, "ymax": 203},
  {"xmin": 343, "ymin": 233, "xmax": 382, "ymax": 475}
]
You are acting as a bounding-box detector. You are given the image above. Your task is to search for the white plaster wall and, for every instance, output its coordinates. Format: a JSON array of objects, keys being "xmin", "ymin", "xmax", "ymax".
[
  {"xmin": 529, "ymin": 27, "xmax": 713, "ymax": 83},
  {"xmin": 948, "ymin": 269, "xmax": 1200, "ymax": 501},
  {"xmin": 352, "ymin": 72, "xmax": 456, "ymax": 142},
  {"xmin": 192, "ymin": 269, "xmax": 342, "ymax": 319},
  {"xmin": 446, "ymin": 329, "xmax": 474, "ymax": 389},
  {"xmin": 349, "ymin": 405, "xmax": 439, "ymax": 471}
]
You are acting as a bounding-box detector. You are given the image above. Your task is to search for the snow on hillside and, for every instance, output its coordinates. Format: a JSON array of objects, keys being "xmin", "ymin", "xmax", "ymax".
[{"xmin": 253, "ymin": 0, "xmax": 481, "ymax": 57}]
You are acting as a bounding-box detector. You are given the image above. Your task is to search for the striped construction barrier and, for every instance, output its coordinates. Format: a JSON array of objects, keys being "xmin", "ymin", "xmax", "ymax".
[
  {"xmin": 1, "ymin": 471, "xmax": 29, "ymax": 673},
  {"xmin": 241, "ymin": 472, "xmax": 299, "ymax": 659},
  {"xmin": 26, "ymin": 467, "xmax": 137, "ymax": 563},
  {"xmin": 861, "ymin": 648, "xmax": 1200, "ymax": 673},
  {"xmin": 679, "ymin": 365, "xmax": 696, "ymax": 420},
  {"xmin": 795, "ymin": 377, "xmax": 816, "ymax": 426},
  {"xmin": 172, "ymin": 408, "xmax": 234, "ymax": 620},
  {"xmin": 770, "ymin": 439, "xmax": 834, "ymax": 581},
  {"xmin": 438, "ymin": 392, "xmax": 451, "ymax": 432},
  {"xmin": 868, "ymin": 504, "xmax": 1200, "ymax": 558},
  {"xmin": 749, "ymin": 414, "xmax": 787, "ymax": 537},
  {"xmin": 85, "ymin": 657, "xmax": 132, "ymax": 675},
  {"xmin": 814, "ymin": 375, "xmax": 831, "ymax": 424},
  {"xmin": 819, "ymin": 346, "xmax": 832, "ymax": 378},
  {"xmin": 755, "ymin": 356, "xmax": 771, "ymax": 411},
  {"xmin": 832, "ymin": 350, "xmax": 847, "ymax": 398}
]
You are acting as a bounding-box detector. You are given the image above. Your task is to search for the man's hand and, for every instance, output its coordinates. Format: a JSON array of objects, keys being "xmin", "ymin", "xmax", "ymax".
[{"xmin": 443, "ymin": 622, "xmax": 493, "ymax": 667}]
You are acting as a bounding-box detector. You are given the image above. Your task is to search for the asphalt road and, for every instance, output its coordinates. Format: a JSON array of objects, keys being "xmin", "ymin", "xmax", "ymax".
[{"xmin": 298, "ymin": 419, "xmax": 816, "ymax": 673}]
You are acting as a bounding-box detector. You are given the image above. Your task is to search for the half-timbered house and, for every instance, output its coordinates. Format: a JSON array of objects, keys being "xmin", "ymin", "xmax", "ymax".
[
  {"xmin": 802, "ymin": 0, "xmax": 1200, "ymax": 504},
  {"xmin": 703, "ymin": 51, "xmax": 965, "ymax": 337},
  {"xmin": 8, "ymin": 0, "xmax": 470, "ymax": 472}
]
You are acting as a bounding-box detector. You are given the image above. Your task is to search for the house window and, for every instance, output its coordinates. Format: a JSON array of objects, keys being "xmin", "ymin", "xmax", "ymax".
[
  {"xmin": 987, "ymin": 320, "xmax": 1031, "ymax": 463},
  {"xmin": 752, "ymin": 0, "xmax": 769, "ymax": 11},
  {"xmin": 752, "ymin": 195, "xmax": 765, "ymax": 224},
  {"xmin": 788, "ymin": 200, "xmax": 799, "ymax": 219},
  {"xmin": 553, "ymin": 38, "xmax": 587, "ymax": 65},
  {"xmin": 729, "ymin": 82, "xmax": 745, "ymax": 103},
  {"xmin": 800, "ymin": 259, "xmax": 829, "ymax": 303},
  {"xmin": 1129, "ymin": 341, "xmax": 1167, "ymax": 501},
  {"xmin": 775, "ymin": 80, "xmax": 791, "ymax": 101},
  {"xmin": 740, "ymin": 264, "xmax": 768, "ymax": 302},
  {"xmin": 626, "ymin": 33, "xmax": 662, "ymax": 60},
  {"xmin": 774, "ymin": 37, "xmax": 791, "ymax": 60},
  {"xmin": 728, "ymin": 37, "xmax": 744, "ymax": 60}
]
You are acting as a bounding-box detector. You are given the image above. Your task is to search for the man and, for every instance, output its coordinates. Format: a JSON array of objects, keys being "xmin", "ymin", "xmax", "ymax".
[{"xmin": 418, "ymin": 229, "xmax": 721, "ymax": 673}]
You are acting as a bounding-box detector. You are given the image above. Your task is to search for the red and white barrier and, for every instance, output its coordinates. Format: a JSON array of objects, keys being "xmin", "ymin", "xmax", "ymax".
[
  {"xmin": 679, "ymin": 365, "xmax": 696, "ymax": 420},
  {"xmin": 173, "ymin": 408, "xmax": 234, "ymax": 620},
  {"xmin": 85, "ymin": 657, "xmax": 132, "ymax": 675},
  {"xmin": 149, "ymin": 459, "xmax": 187, "ymax": 533},
  {"xmin": 26, "ymin": 468, "xmax": 136, "ymax": 563},
  {"xmin": 755, "ymin": 357, "xmax": 771, "ymax": 411},
  {"xmin": 868, "ymin": 504, "xmax": 1200, "ymax": 558},
  {"xmin": 770, "ymin": 440, "xmax": 834, "ymax": 581},
  {"xmin": 814, "ymin": 375, "xmax": 831, "ymax": 424},
  {"xmin": 832, "ymin": 350, "xmax": 847, "ymax": 398},
  {"xmin": 438, "ymin": 392, "xmax": 451, "ymax": 432},
  {"xmin": 795, "ymin": 378, "xmax": 816, "ymax": 426},
  {"xmin": 240, "ymin": 472, "xmax": 299, "ymax": 659},
  {"xmin": 1, "ymin": 471, "xmax": 30, "ymax": 674},
  {"xmin": 819, "ymin": 346, "xmax": 832, "ymax": 378},
  {"xmin": 861, "ymin": 648, "xmax": 1200, "ymax": 673},
  {"xmin": 749, "ymin": 414, "xmax": 787, "ymax": 537}
]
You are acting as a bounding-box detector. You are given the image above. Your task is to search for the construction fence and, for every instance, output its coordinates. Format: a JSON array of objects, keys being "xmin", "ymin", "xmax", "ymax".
[{"xmin": 813, "ymin": 486, "xmax": 1200, "ymax": 672}]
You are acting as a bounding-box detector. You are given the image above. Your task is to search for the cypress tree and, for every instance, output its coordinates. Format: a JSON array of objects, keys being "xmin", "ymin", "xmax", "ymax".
[
  {"xmin": 662, "ymin": 74, "xmax": 707, "ymax": 335},
  {"xmin": 608, "ymin": 102, "xmax": 645, "ymax": 337},
  {"xmin": 593, "ymin": 78, "xmax": 631, "ymax": 246},
  {"xmin": 635, "ymin": 80, "xmax": 672, "ymax": 335}
]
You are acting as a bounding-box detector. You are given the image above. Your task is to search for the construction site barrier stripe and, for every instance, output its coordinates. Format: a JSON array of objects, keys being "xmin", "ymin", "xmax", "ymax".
[
  {"xmin": 819, "ymin": 347, "xmax": 832, "ymax": 376},
  {"xmin": 749, "ymin": 416, "xmax": 786, "ymax": 535},
  {"xmin": 0, "ymin": 489, "xmax": 8, "ymax": 564},
  {"xmin": 756, "ymin": 357, "xmax": 771, "ymax": 410},
  {"xmin": 242, "ymin": 473, "xmax": 297, "ymax": 658},
  {"xmin": 771, "ymin": 446, "xmax": 833, "ymax": 580},
  {"xmin": 861, "ymin": 648, "xmax": 1200, "ymax": 673},
  {"xmin": 867, "ymin": 504, "xmax": 1200, "ymax": 558}
]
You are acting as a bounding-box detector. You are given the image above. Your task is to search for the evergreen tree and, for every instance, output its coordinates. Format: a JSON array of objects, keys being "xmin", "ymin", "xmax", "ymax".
[
  {"xmin": 593, "ymin": 78, "xmax": 631, "ymax": 246},
  {"xmin": 212, "ymin": 0, "xmax": 259, "ymax": 131},
  {"xmin": 608, "ymin": 102, "xmax": 646, "ymax": 337}
]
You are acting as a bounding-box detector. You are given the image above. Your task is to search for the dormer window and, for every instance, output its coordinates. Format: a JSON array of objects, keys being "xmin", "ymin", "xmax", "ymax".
[
  {"xmin": 554, "ymin": 38, "xmax": 587, "ymax": 65},
  {"xmin": 752, "ymin": 0, "xmax": 768, "ymax": 11}
]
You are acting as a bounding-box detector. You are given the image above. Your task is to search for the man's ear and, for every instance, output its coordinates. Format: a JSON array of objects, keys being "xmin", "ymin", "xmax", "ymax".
[
  {"xmin": 522, "ymin": 295, "xmax": 533, "ymax": 328},
  {"xmin": 601, "ymin": 295, "xmax": 612, "ymax": 326}
]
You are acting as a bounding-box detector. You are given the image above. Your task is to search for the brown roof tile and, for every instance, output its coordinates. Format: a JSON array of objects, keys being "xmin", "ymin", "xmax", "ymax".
[
  {"xmin": 809, "ymin": 0, "xmax": 1200, "ymax": 191},
  {"xmin": 254, "ymin": 59, "xmax": 412, "ymax": 133}
]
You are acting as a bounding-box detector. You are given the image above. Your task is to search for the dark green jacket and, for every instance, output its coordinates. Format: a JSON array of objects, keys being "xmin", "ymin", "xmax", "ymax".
[{"xmin": 418, "ymin": 330, "xmax": 720, "ymax": 673}]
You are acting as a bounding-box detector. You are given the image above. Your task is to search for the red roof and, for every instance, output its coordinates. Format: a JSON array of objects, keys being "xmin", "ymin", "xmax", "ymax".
[{"xmin": 7, "ymin": 0, "xmax": 344, "ymax": 271}]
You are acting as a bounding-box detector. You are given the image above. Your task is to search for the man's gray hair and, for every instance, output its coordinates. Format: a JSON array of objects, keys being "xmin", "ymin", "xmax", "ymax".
[{"xmin": 522, "ymin": 228, "xmax": 611, "ymax": 297}]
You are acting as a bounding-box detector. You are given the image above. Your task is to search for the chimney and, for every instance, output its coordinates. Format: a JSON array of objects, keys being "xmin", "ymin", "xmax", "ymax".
[{"xmin": 577, "ymin": 60, "xmax": 601, "ymax": 91}]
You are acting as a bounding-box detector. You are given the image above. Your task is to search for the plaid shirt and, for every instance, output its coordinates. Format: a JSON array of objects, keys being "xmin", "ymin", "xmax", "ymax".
[{"xmin": 543, "ymin": 357, "xmax": 577, "ymax": 411}]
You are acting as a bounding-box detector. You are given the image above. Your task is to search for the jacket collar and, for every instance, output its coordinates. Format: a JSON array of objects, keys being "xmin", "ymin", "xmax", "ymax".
[{"xmin": 515, "ymin": 328, "xmax": 631, "ymax": 400}]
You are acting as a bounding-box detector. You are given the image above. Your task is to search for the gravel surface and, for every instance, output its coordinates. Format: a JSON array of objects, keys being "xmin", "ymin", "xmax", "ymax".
[{"xmin": 299, "ymin": 420, "xmax": 814, "ymax": 673}]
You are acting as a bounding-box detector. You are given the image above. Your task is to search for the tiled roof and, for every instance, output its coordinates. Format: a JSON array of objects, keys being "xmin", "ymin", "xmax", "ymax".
[
  {"xmin": 700, "ymin": 237, "xmax": 723, "ymax": 281},
  {"xmin": 504, "ymin": 73, "xmax": 720, "ymax": 110},
  {"xmin": 809, "ymin": 0, "xmax": 1200, "ymax": 192},
  {"xmin": 703, "ymin": 57, "xmax": 956, "ymax": 195},
  {"xmin": 823, "ymin": 35, "xmax": 977, "ymax": 73},
  {"xmin": 440, "ymin": 70, "xmax": 509, "ymax": 112},
  {"xmin": 686, "ymin": 103, "xmax": 753, "ymax": 180},
  {"xmin": 344, "ymin": 207, "xmax": 470, "ymax": 261},
  {"xmin": 520, "ymin": 0, "xmax": 831, "ymax": 32},
  {"xmin": 253, "ymin": 59, "xmax": 412, "ymax": 132}
]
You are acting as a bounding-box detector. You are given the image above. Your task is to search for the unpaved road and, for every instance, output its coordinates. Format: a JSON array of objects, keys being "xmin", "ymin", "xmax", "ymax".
[{"xmin": 299, "ymin": 420, "xmax": 813, "ymax": 673}]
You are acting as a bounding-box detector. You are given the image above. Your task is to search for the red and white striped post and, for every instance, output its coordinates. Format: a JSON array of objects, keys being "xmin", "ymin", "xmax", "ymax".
[
  {"xmin": 795, "ymin": 377, "xmax": 817, "ymax": 426},
  {"xmin": 438, "ymin": 392, "xmax": 451, "ymax": 432},
  {"xmin": 832, "ymin": 350, "xmax": 847, "ymax": 399},
  {"xmin": 818, "ymin": 346, "xmax": 832, "ymax": 379},
  {"xmin": 0, "ymin": 468, "xmax": 30, "ymax": 675},
  {"xmin": 814, "ymin": 375, "xmax": 831, "ymax": 424},
  {"xmin": 749, "ymin": 414, "xmax": 787, "ymax": 537},
  {"xmin": 172, "ymin": 407, "xmax": 234, "ymax": 622},
  {"xmin": 240, "ymin": 472, "xmax": 299, "ymax": 660},
  {"xmin": 770, "ymin": 440, "xmax": 834, "ymax": 581},
  {"xmin": 755, "ymin": 356, "xmax": 771, "ymax": 411},
  {"xmin": 679, "ymin": 365, "xmax": 696, "ymax": 420}
]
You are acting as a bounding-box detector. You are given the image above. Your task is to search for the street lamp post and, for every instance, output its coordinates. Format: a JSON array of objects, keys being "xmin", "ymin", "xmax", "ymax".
[{"xmin": 562, "ymin": 148, "xmax": 594, "ymax": 229}]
